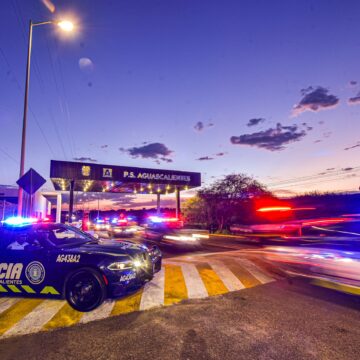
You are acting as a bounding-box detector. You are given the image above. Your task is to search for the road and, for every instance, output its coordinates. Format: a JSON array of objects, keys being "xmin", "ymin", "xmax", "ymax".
[{"xmin": 0, "ymin": 235, "xmax": 359, "ymax": 359}]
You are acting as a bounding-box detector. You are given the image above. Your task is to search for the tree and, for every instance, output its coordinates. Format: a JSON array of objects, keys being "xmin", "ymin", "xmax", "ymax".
[
  {"xmin": 182, "ymin": 196, "xmax": 208, "ymax": 226},
  {"xmin": 186, "ymin": 174, "xmax": 271, "ymax": 231}
]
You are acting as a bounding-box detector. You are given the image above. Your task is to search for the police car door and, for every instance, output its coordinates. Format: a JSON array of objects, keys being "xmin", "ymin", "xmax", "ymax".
[{"xmin": 1, "ymin": 228, "xmax": 49, "ymax": 298}]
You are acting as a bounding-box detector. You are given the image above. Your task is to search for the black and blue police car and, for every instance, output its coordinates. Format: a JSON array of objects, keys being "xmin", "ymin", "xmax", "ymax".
[{"xmin": 0, "ymin": 217, "xmax": 162, "ymax": 312}]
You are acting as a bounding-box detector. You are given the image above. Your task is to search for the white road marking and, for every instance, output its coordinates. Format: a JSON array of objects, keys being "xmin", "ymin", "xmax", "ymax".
[
  {"xmin": 0, "ymin": 298, "xmax": 20, "ymax": 314},
  {"xmin": 208, "ymin": 260, "xmax": 245, "ymax": 291},
  {"xmin": 236, "ymin": 258, "xmax": 274, "ymax": 284},
  {"xmin": 139, "ymin": 269, "xmax": 165, "ymax": 310},
  {"xmin": 80, "ymin": 300, "xmax": 115, "ymax": 323},
  {"xmin": 2, "ymin": 300, "xmax": 65, "ymax": 338},
  {"xmin": 180, "ymin": 263, "xmax": 208, "ymax": 299}
]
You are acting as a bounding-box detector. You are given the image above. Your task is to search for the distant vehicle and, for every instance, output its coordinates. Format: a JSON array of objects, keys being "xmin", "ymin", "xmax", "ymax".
[
  {"xmin": 0, "ymin": 217, "xmax": 162, "ymax": 312},
  {"xmin": 248, "ymin": 217, "xmax": 351, "ymax": 245},
  {"xmin": 108, "ymin": 218, "xmax": 141, "ymax": 238},
  {"xmin": 258, "ymin": 219, "xmax": 360, "ymax": 295},
  {"xmin": 142, "ymin": 216, "xmax": 209, "ymax": 248},
  {"xmin": 92, "ymin": 218, "xmax": 110, "ymax": 231}
]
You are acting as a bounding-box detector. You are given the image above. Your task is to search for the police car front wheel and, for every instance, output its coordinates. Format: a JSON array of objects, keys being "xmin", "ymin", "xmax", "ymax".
[{"xmin": 65, "ymin": 268, "xmax": 106, "ymax": 312}]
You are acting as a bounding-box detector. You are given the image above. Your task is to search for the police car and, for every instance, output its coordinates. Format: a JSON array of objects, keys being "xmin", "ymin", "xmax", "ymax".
[{"xmin": 0, "ymin": 218, "xmax": 162, "ymax": 312}]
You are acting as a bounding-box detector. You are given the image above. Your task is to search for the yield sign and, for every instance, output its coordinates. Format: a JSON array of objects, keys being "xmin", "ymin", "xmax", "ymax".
[{"xmin": 17, "ymin": 168, "xmax": 46, "ymax": 195}]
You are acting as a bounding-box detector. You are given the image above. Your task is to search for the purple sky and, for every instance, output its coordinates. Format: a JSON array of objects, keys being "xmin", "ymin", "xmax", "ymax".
[{"xmin": 1, "ymin": 0, "xmax": 360, "ymax": 209}]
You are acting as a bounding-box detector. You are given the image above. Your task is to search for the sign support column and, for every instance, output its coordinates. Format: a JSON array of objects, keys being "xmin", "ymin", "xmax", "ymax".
[
  {"xmin": 156, "ymin": 193, "xmax": 161, "ymax": 214},
  {"xmin": 56, "ymin": 193, "xmax": 62, "ymax": 223},
  {"xmin": 175, "ymin": 187, "xmax": 181, "ymax": 218},
  {"xmin": 69, "ymin": 180, "xmax": 74, "ymax": 223}
]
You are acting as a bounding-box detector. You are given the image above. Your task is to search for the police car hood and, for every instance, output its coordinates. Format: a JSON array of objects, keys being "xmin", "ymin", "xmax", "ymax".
[{"xmin": 61, "ymin": 240, "xmax": 146, "ymax": 257}]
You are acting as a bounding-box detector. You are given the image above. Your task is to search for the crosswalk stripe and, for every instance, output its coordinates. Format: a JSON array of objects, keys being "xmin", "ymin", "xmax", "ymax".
[
  {"xmin": 180, "ymin": 263, "xmax": 208, "ymax": 299},
  {"xmin": 3, "ymin": 300, "xmax": 65, "ymax": 337},
  {"xmin": 164, "ymin": 264, "xmax": 188, "ymax": 305},
  {"xmin": 221, "ymin": 259, "xmax": 261, "ymax": 288},
  {"xmin": 236, "ymin": 258, "xmax": 274, "ymax": 284},
  {"xmin": 0, "ymin": 299, "xmax": 44, "ymax": 336},
  {"xmin": 139, "ymin": 269, "xmax": 165, "ymax": 310},
  {"xmin": 111, "ymin": 289, "xmax": 143, "ymax": 316},
  {"xmin": 0, "ymin": 251, "xmax": 284, "ymax": 339},
  {"xmin": 196, "ymin": 263, "xmax": 228, "ymax": 296},
  {"xmin": 208, "ymin": 260, "xmax": 245, "ymax": 291},
  {"xmin": 43, "ymin": 302, "xmax": 83, "ymax": 330},
  {"xmin": 0, "ymin": 298, "xmax": 20, "ymax": 315},
  {"xmin": 80, "ymin": 300, "xmax": 115, "ymax": 323}
]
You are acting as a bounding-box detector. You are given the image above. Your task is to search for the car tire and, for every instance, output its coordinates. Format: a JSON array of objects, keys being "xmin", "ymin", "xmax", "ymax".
[{"xmin": 65, "ymin": 268, "xmax": 106, "ymax": 312}]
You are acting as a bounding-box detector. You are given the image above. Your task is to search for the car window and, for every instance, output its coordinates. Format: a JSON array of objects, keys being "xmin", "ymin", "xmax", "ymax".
[
  {"xmin": 6, "ymin": 233, "xmax": 31, "ymax": 251},
  {"xmin": 35, "ymin": 225, "xmax": 92, "ymax": 247}
]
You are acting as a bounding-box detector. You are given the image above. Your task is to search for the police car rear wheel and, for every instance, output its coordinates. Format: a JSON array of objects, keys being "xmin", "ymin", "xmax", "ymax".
[{"xmin": 66, "ymin": 269, "xmax": 106, "ymax": 312}]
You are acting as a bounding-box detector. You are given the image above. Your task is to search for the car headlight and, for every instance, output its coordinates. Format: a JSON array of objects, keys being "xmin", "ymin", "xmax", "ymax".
[
  {"xmin": 164, "ymin": 235, "xmax": 196, "ymax": 242},
  {"xmin": 107, "ymin": 261, "xmax": 133, "ymax": 271},
  {"xmin": 192, "ymin": 233, "xmax": 209, "ymax": 239},
  {"xmin": 133, "ymin": 259, "xmax": 142, "ymax": 268}
]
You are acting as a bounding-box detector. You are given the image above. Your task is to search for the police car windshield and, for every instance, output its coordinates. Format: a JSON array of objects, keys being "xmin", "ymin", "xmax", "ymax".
[{"xmin": 36, "ymin": 225, "xmax": 94, "ymax": 247}]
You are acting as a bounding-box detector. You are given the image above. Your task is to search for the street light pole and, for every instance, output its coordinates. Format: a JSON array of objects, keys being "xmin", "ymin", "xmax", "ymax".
[
  {"xmin": 17, "ymin": 20, "xmax": 74, "ymax": 217},
  {"xmin": 17, "ymin": 20, "xmax": 33, "ymax": 217}
]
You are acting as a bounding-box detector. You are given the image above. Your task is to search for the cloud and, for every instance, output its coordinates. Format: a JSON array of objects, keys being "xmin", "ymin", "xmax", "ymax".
[
  {"xmin": 247, "ymin": 118, "xmax": 265, "ymax": 127},
  {"xmin": 196, "ymin": 156, "xmax": 214, "ymax": 161},
  {"xmin": 348, "ymin": 94, "xmax": 360, "ymax": 105},
  {"xmin": 344, "ymin": 142, "xmax": 360, "ymax": 151},
  {"xmin": 302, "ymin": 122, "xmax": 313, "ymax": 131},
  {"xmin": 230, "ymin": 123, "xmax": 307, "ymax": 151},
  {"xmin": 349, "ymin": 80, "xmax": 357, "ymax": 86},
  {"xmin": 215, "ymin": 152, "xmax": 226, "ymax": 157},
  {"xmin": 100, "ymin": 145, "xmax": 108, "ymax": 149},
  {"xmin": 194, "ymin": 121, "xmax": 214, "ymax": 132},
  {"xmin": 120, "ymin": 142, "xmax": 173, "ymax": 162},
  {"xmin": 160, "ymin": 157, "xmax": 173, "ymax": 163},
  {"xmin": 292, "ymin": 86, "xmax": 339, "ymax": 116},
  {"xmin": 73, "ymin": 157, "xmax": 97, "ymax": 162},
  {"xmin": 342, "ymin": 167, "xmax": 354, "ymax": 171},
  {"xmin": 194, "ymin": 121, "xmax": 204, "ymax": 132}
]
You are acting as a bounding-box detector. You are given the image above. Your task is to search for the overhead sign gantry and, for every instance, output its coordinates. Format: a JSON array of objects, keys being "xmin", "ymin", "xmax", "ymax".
[{"xmin": 50, "ymin": 160, "xmax": 201, "ymax": 220}]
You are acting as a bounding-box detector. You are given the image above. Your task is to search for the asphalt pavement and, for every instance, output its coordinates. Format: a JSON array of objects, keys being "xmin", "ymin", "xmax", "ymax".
[
  {"xmin": 1, "ymin": 278, "xmax": 359, "ymax": 360},
  {"xmin": 1, "ymin": 234, "xmax": 359, "ymax": 360}
]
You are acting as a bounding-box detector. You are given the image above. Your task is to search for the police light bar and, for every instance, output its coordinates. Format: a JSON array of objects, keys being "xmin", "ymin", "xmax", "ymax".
[
  {"xmin": 2, "ymin": 216, "xmax": 38, "ymax": 226},
  {"xmin": 148, "ymin": 216, "xmax": 179, "ymax": 223},
  {"xmin": 257, "ymin": 206, "xmax": 292, "ymax": 212}
]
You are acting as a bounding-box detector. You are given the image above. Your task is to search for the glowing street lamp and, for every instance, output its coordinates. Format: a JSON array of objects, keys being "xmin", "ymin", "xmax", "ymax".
[
  {"xmin": 57, "ymin": 20, "xmax": 74, "ymax": 32},
  {"xmin": 18, "ymin": 19, "xmax": 74, "ymax": 216}
]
